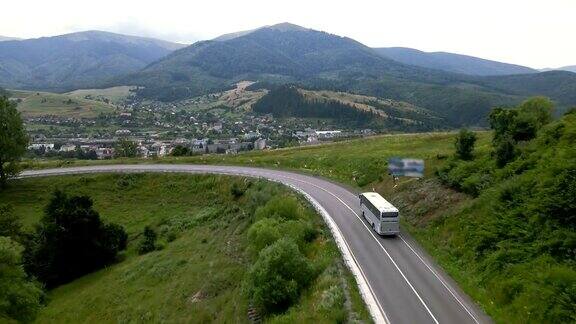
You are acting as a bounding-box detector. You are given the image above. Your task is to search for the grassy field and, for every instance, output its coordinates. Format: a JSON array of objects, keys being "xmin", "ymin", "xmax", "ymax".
[
  {"xmin": 66, "ymin": 86, "xmax": 137, "ymax": 104},
  {"xmin": 24, "ymin": 131, "xmax": 492, "ymax": 188},
  {"xmin": 1, "ymin": 173, "xmax": 371, "ymax": 323},
  {"xmin": 10, "ymin": 90, "xmax": 117, "ymax": 118},
  {"xmin": 17, "ymin": 126, "xmax": 575, "ymax": 323}
]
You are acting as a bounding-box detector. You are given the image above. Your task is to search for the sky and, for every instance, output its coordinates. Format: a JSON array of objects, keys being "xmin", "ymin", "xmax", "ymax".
[{"xmin": 1, "ymin": 0, "xmax": 575, "ymax": 68}]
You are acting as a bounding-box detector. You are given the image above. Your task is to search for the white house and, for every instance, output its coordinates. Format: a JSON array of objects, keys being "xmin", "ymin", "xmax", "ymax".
[
  {"xmin": 28, "ymin": 143, "xmax": 55, "ymax": 151},
  {"xmin": 254, "ymin": 138, "xmax": 267, "ymax": 150},
  {"xmin": 59, "ymin": 144, "xmax": 76, "ymax": 152}
]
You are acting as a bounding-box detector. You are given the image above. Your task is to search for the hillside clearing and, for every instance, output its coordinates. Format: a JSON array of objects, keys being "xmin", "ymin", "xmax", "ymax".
[{"xmin": 10, "ymin": 90, "xmax": 116, "ymax": 118}]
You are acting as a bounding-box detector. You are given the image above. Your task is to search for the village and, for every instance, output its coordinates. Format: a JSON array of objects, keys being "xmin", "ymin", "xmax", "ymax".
[{"xmin": 26, "ymin": 128, "xmax": 373, "ymax": 160}]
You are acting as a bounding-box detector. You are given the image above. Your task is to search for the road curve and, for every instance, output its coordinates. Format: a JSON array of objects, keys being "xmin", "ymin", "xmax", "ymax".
[{"xmin": 20, "ymin": 164, "xmax": 491, "ymax": 324}]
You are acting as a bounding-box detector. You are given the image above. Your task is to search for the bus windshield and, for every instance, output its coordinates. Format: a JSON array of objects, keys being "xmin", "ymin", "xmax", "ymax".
[{"xmin": 381, "ymin": 212, "xmax": 398, "ymax": 219}]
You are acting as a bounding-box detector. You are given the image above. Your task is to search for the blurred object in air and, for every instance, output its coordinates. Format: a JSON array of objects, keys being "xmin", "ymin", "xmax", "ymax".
[{"xmin": 388, "ymin": 158, "xmax": 424, "ymax": 178}]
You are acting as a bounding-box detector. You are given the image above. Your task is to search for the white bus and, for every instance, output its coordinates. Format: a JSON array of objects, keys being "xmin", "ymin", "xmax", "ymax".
[{"xmin": 359, "ymin": 192, "xmax": 400, "ymax": 236}]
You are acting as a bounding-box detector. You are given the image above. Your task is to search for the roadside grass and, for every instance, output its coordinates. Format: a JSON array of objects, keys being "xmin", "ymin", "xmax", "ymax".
[
  {"xmin": 23, "ymin": 131, "xmax": 492, "ymax": 188},
  {"xmin": 11, "ymin": 90, "xmax": 116, "ymax": 118},
  {"xmin": 1, "ymin": 173, "xmax": 372, "ymax": 323}
]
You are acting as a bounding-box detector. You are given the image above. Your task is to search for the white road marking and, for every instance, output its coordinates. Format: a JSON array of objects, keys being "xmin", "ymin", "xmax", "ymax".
[
  {"xmin": 285, "ymin": 183, "xmax": 390, "ymax": 324},
  {"xmin": 272, "ymin": 173, "xmax": 440, "ymax": 324},
  {"xmin": 398, "ymin": 235, "xmax": 480, "ymax": 324}
]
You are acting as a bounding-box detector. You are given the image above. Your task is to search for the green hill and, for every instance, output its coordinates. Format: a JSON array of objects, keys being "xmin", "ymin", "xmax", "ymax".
[
  {"xmin": 122, "ymin": 23, "xmax": 576, "ymax": 127},
  {"xmin": 0, "ymin": 174, "xmax": 370, "ymax": 323},
  {"xmin": 0, "ymin": 31, "xmax": 185, "ymax": 91},
  {"xmin": 10, "ymin": 90, "xmax": 117, "ymax": 118}
]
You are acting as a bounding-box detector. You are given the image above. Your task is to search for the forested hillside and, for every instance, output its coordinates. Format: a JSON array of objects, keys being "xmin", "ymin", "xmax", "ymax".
[
  {"xmin": 0, "ymin": 31, "xmax": 184, "ymax": 91},
  {"xmin": 251, "ymin": 85, "xmax": 444, "ymax": 131}
]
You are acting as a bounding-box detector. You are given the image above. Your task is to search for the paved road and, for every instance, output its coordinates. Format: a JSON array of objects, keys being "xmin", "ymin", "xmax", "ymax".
[{"xmin": 20, "ymin": 164, "xmax": 491, "ymax": 324}]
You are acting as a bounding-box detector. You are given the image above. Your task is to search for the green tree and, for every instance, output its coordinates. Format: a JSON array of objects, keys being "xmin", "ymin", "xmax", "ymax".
[
  {"xmin": 0, "ymin": 205, "xmax": 23, "ymax": 242},
  {"xmin": 494, "ymin": 134, "xmax": 517, "ymax": 167},
  {"xmin": 518, "ymin": 96, "xmax": 553, "ymax": 129},
  {"xmin": 0, "ymin": 237, "xmax": 44, "ymax": 322},
  {"xmin": 246, "ymin": 238, "xmax": 313, "ymax": 313},
  {"xmin": 489, "ymin": 107, "xmax": 518, "ymax": 141},
  {"xmin": 24, "ymin": 191, "xmax": 127, "ymax": 288},
  {"xmin": 114, "ymin": 139, "xmax": 138, "ymax": 158},
  {"xmin": 454, "ymin": 129, "xmax": 477, "ymax": 160},
  {"xmin": 170, "ymin": 145, "xmax": 191, "ymax": 157},
  {"xmin": 0, "ymin": 96, "xmax": 28, "ymax": 187}
]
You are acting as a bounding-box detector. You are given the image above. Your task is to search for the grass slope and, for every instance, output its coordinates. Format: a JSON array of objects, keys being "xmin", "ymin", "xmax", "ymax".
[
  {"xmin": 66, "ymin": 86, "xmax": 137, "ymax": 105},
  {"xmin": 24, "ymin": 131, "xmax": 491, "ymax": 188},
  {"xmin": 1, "ymin": 173, "xmax": 371, "ymax": 323},
  {"xmin": 11, "ymin": 90, "xmax": 116, "ymax": 118}
]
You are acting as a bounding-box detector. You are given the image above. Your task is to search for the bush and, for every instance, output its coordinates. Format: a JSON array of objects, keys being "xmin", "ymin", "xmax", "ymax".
[
  {"xmin": 138, "ymin": 226, "xmax": 158, "ymax": 255},
  {"xmin": 24, "ymin": 191, "xmax": 128, "ymax": 288},
  {"xmin": 247, "ymin": 218, "xmax": 281, "ymax": 256},
  {"xmin": 230, "ymin": 182, "xmax": 246, "ymax": 198},
  {"xmin": 0, "ymin": 205, "xmax": 23, "ymax": 241},
  {"xmin": 454, "ymin": 128, "xmax": 477, "ymax": 160},
  {"xmin": 246, "ymin": 239, "xmax": 314, "ymax": 313},
  {"xmin": 170, "ymin": 145, "xmax": 191, "ymax": 157},
  {"xmin": 0, "ymin": 237, "xmax": 44, "ymax": 322},
  {"xmin": 254, "ymin": 197, "xmax": 301, "ymax": 221},
  {"xmin": 494, "ymin": 134, "xmax": 517, "ymax": 167}
]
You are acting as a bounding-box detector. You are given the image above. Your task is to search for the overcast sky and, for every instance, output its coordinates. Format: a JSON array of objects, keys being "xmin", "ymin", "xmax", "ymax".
[{"xmin": 2, "ymin": 0, "xmax": 574, "ymax": 68}]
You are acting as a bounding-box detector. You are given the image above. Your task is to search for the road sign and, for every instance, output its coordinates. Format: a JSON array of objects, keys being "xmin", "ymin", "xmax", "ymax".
[{"xmin": 388, "ymin": 158, "xmax": 424, "ymax": 178}]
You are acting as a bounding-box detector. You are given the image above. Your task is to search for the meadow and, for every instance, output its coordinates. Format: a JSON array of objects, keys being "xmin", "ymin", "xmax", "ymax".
[
  {"xmin": 66, "ymin": 86, "xmax": 137, "ymax": 105},
  {"xmin": 10, "ymin": 90, "xmax": 116, "ymax": 118},
  {"xmin": 1, "ymin": 173, "xmax": 370, "ymax": 323}
]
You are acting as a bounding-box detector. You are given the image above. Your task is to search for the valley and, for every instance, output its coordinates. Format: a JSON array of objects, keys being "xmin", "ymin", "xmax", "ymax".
[{"xmin": 1, "ymin": 13, "xmax": 575, "ymax": 324}]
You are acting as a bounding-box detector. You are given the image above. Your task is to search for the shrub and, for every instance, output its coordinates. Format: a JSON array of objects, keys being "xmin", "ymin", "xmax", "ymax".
[
  {"xmin": 454, "ymin": 128, "xmax": 477, "ymax": 160},
  {"xmin": 230, "ymin": 182, "xmax": 246, "ymax": 198},
  {"xmin": 138, "ymin": 226, "xmax": 158, "ymax": 255},
  {"xmin": 0, "ymin": 205, "xmax": 23, "ymax": 241},
  {"xmin": 247, "ymin": 218, "xmax": 281, "ymax": 256},
  {"xmin": 170, "ymin": 145, "xmax": 191, "ymax": 157},
  {"xmin": 0, "ymin": 237, "xmax": 44, "ymax": 322},
  {"xmin": 246, "ymin": 239, "xmax": 314, "ymax": 313},
  {"xmin": 24, "ymin": 191, "xmax": 128, "ymax": 288},
  {"xmin": 494, "ymin": 134, "xmax": 517, "ymax": 167},
  {"xmin": 254, "ymin": 197, "xmax": 301, "ymax": 221}
]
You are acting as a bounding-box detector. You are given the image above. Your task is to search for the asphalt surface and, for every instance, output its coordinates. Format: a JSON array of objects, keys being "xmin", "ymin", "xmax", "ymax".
[{"xmin": 20, "ymin": 164, "xmax": 491, "ymax": 324}]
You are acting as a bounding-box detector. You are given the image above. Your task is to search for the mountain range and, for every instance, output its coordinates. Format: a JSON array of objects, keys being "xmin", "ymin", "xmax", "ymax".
[
  {"xmin": 119, "ymin": 23, "xmax": 576, "ymax": 126},
  {"xmin": 1, "ymin": 23, "xmax": 576, "ymax": 127},
  {"xmin": 372, "ymin": 47, "xmax": 538, "ymax": 76},
  {"xmin": 541, "ymin": 65, "xmax": 576, "ymax": 73},
  {"xmin": 0, "ymin": 31, "xmax": 185, "ymax": 91},
  {"xmin": 0, "ymin": 36, "xmax": 22, "ymax": 42}
]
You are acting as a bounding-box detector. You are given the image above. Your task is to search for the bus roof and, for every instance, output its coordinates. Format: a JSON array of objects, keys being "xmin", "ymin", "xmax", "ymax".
[{"xmin": 360, "ymin": 192, "xmax": 398, "ymax": 213}]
